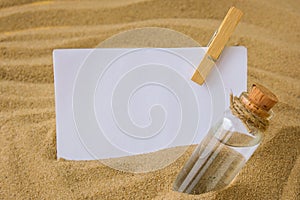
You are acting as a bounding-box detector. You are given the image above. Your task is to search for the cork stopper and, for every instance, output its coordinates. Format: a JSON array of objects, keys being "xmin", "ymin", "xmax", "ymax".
[{"xmin": 248, "ymin": 84, "xmax": 278, "ymax": 111}]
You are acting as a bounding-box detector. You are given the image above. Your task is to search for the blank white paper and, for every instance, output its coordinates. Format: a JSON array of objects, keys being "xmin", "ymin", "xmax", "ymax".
[{"xmin": 53, "ymin": 47, "xmax": 247, "ymax": 160}]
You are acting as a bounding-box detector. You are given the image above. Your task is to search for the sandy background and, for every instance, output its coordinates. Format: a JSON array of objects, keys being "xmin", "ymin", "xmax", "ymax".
[{"xmin": 0, "ymin": 0, "xmax": 299, "ymax": 199}]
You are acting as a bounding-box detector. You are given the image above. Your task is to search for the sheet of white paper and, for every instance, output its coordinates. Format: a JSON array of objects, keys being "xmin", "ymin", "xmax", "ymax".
[{"xmin": 53, "ymin": 47, "xmax": 247, "ymax": 160}]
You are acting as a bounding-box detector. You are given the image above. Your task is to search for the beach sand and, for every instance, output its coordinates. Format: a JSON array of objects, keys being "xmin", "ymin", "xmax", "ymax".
[{"xmin": 0, "ymin": 0, "xmax": 299, "ymax": 199}]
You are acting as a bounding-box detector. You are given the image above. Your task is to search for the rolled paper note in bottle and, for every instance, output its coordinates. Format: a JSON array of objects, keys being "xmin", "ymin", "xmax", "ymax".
[{"xmin": 173, "ymin": 83, "xmax": 278, "ymax": 194}]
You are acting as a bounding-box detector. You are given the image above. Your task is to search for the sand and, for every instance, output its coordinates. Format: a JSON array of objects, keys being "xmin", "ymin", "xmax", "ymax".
[{"xmin": 0, "ymin": 0, "xmax": 299, "ymax": 199}]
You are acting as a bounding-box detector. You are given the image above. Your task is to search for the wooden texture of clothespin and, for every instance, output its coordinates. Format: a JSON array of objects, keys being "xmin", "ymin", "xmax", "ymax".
[{"xmin": 191, "ymin": 7, "xmax": 243, "ymax": 85}]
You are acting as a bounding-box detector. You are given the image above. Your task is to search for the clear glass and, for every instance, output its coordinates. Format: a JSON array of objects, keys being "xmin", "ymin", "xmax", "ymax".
[{"xmin": 173, "ymin": 93, "xmax": 268, "ymax": 195}]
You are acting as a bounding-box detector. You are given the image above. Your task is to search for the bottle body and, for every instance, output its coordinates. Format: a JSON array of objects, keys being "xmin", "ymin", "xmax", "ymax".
[{"xmin": 173, "ymin": 107, "xmax": 263, "ymax": 194}]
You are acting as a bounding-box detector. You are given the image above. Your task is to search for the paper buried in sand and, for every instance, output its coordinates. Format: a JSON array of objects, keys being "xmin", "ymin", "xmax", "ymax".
[{"xmin": 53, "ymin": 47, "xmax": 247, "ymax": 162}]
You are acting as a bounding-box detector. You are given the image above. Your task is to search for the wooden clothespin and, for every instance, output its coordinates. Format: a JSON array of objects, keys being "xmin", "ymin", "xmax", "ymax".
[{"xmin": 191, "ymin": 7, "xmax": 243, "ymax": 85}]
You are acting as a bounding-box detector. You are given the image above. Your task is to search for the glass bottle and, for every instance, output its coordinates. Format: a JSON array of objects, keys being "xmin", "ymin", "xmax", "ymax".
[{"xmin": 173, "ymin": 83, "xmax": 278, "ymax": 195}]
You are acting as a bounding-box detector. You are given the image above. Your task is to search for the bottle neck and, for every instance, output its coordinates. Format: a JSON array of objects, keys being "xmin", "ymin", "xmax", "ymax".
[
  {"xmin": 239, "ymin": 92, "xmax": 272, "ymax": 119},
  {"xmin": 230, "ymin": 92, "xmax": 272, "ymax": 133}
]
